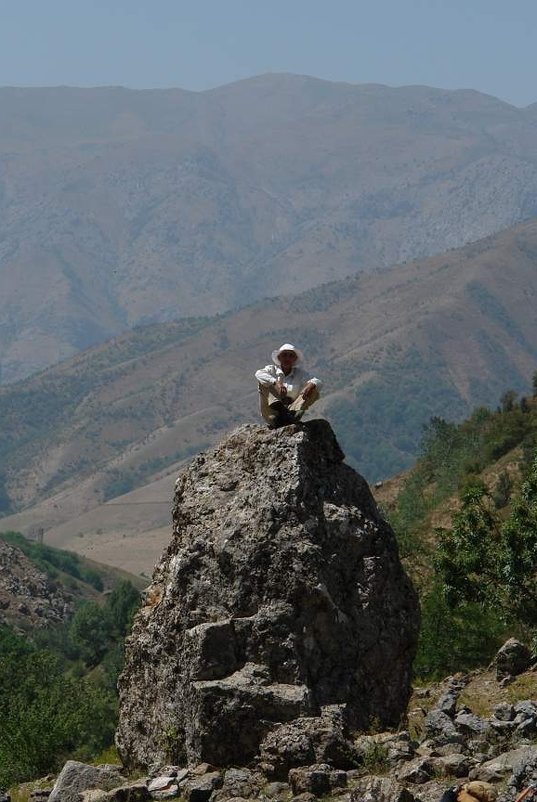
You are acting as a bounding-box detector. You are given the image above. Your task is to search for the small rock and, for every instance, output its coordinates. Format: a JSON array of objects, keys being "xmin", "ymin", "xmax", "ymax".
[
  {"xmin": 148, "ymin": 777, "xmax": 176, "ymax": 792},
  {"xmin": 492, "ymin": 703, "xmax": 515, "ymax": 722},
  {"xmin": 103, "ymin": 782, "xmax": 152, "ymax": 801},
  {"xmin": 290, "ymin": 794, "xmax": 316, "ymax": 802},
  {"xmin": 330, "ymin": 770, "xmax": 347, "ymax": 789},
  {"xmin": 430, "ymin": 753, "xmax": 472, "ymax": 778},
  {"xmin": 514, "ymin": 701, "xmax": 537, "ymax": 721},
  {"xmin": 425, "ymin": 710, "xmax": 461, "ymax": 743},
  {"xmin": 147, "ymin": 775, "xmax": 179, "ymax": 799},
  {"xmin": 454, "ymin": 711, "xmax": 488, "ymax": 735},
  {"xmin": 183, "ymin": 771, "xmax": 223, "ymax": 802},
  {"xmin": 350, "ymin": 776, "xmax": 416, "ymax": 802},
  {"xmin": 192, "ymin": 764, "xmax": 218, "ymax": 776},
  {"xmin": 262, "ymin": 782, "xmax": 291, "ymax": 798},
  {"xmin": 288, "ymin": 765, "xmax": 331, "ymax": 797},
  {"xmin": 435, "ymin": 677, "xmax": 469, "ymax": 717},
  {"xmin": 212, "ymin": 768, "xmax": 259, "ymax": 802},
  {"xmin": 469, "ymin": 747, "xmax": 536, "ymax": 782},
  {"xmin": 495, "ymin": 639, "xmax": 532, "ymax": 680},
  {"xmin": 396, "ymin": 756, "xmax": 434, "ymax": 784}
]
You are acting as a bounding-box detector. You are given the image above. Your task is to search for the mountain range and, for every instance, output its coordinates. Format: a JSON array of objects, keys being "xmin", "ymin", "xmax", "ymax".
[
  {"xmin": 2, "ymin": 74, "xmax": 537, "ymax": 382},
  {"xmin": 1, "ymin": 216, "xmax": 537, "ymax": 572}
]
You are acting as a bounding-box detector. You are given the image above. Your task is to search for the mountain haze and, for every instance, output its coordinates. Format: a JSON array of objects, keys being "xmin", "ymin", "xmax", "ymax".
[
  {"xmin": 2, "ymin": 74, "xmax": 537, "ymax": 381},
  {"xmin": 1, "ymin": 217, "xmax": 537, "ymax": 570}
]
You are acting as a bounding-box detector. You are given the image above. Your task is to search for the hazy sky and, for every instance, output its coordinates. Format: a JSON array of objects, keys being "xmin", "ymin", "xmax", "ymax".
[{"xmin": 1, "ymin": 0, "xmax": 536, "ymax": 107}]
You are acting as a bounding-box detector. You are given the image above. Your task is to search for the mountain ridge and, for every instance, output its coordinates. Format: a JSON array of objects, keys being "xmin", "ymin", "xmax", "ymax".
[
  {"xmin": 3, "ymin": 74, "xmax": 537, "ymax": 381},
  {"xmin": 1, "ymin": 216, "xmax": 537, "ymax": 569}
]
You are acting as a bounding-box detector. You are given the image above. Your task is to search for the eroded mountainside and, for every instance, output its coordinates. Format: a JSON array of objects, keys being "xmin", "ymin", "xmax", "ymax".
[
  {"xmin": 1, "ymin": 217, "xmax": 537, "ymax": 542},
  {"xmin": 0, "ymin": 538, "xmax": 73, "ymax": 628},
  {"xmin": 2, "ymin": 75, "xmax": 537, "ymax": 381}
]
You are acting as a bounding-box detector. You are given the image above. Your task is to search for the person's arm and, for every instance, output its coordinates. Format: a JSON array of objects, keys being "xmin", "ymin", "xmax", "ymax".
[
  {"xmin": 300, "ymin": 370, "xmax": 322, "ymax": 399},
  {"xmin": 256, "ymin": 365, "xmax": 288, "ymax": 397},
  {"xmin": 300, "ymin": 374, "xmax": 322, "ymax": 398},
  {"xmin": 255, "ymin": 365, "xmax": 278, "ymax": 386}
]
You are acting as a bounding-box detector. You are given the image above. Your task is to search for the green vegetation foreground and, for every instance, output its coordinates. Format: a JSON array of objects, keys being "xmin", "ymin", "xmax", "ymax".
[
  {"xmin": 0, "ymin": 578, "xmax": 140, "ymax": 788},
  {"xmin": 387, "ymin": 380, "xmax": 537, "ymax": 678}
]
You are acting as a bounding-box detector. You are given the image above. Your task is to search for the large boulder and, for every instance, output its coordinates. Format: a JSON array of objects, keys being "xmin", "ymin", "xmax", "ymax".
[
  {"xmin": 48, "ymin": 761, "xmax": 122, "ymax": 802},
  {"xmin": 116, "ymin": 421, "xmax": 420, "ymax": 769}
]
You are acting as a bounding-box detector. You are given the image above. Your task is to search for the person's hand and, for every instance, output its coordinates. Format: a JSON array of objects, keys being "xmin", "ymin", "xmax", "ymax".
[
  {"xmin": 275, "ymin": 380, "xmax": 287, "ymax": 397},
  {"xmin": 302, "ymin": 382, "xmax": 315, "ymax": 400}
]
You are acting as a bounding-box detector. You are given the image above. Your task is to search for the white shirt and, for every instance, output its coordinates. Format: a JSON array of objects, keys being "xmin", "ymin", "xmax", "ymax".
[{"xmin": 255, "ymin": 364, "xmax": 322, "ymax": 402}]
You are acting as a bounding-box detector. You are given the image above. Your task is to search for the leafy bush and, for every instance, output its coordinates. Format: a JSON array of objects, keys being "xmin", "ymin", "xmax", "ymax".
[
  {"xmin": 415, "ymin": 582, "xmax": 507, "ymax": 678},
  {"xmin": 0, "ymin": 577, "xmax": 141, "ymax": 786},
  {"xmin": 0, "ymin": 627, "xmax": 116, "ymax": 787},
  {"xmin": 387, "ymin": 387, "xmax": 537, "ymax": 678},
  {"xmin": 435, "ymin": 457, "xmax": 537, "ymax": 628}
]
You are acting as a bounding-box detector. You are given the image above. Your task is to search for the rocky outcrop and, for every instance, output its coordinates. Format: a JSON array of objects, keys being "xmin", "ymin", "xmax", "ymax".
[
  {"xmin": 48, "ymin": 761, "xmax": 123, "ymax": 802},
  {"xmin": 494, "ymin": 639, "xmax": 532, "ymax": 682},
  {"xmin": 116, "ymin": 421, "xmax": 420, "ymax": 770},
  {"xmin": 0, "ymin": 539, "xmax": 73, "ymax": 628}
]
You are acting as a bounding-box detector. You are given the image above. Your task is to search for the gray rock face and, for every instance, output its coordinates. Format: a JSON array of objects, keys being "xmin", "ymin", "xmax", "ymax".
[
  {"xmin": 48, "ymin": 761, "xmax": 122, "ymax": 802},
  {"xmin": 116, "ymin": 421, "xmax": 419, "ymax": 769},
  {"xmin": 0, "ymin": 540, "xmax": 73, "ymax": 628},
  {"xmin": 495, "ymin": 639, "xmax": 532, "ymax": 680}
]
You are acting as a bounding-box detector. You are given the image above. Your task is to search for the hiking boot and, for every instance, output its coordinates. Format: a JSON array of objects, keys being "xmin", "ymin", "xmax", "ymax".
[
  {"xmin": 267, "ymin": 408, "xmax": 296, "ymax": 429},
  {"xmin": 279, "ymin": 408, "xmax": 299, "ymax": 426}
]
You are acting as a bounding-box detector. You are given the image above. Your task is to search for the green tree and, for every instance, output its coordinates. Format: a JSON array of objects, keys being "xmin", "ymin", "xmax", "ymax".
[
  {"xmin": 107, "ymin": 580, "xmax": 141, "ymax": 637},
  {"xmin": 435, "ymin": 486, "xmax": 504, "ymax": 611},
  {"xmin": 69, "ymin": 602, "xmax": 113, "ymax": 667},
  {"xmin": 435, "ymin": 457, "xmax": 537, "ymax": 627},
  {"xmin": 500, "ymin": 457, "xmax": 537, "ymax": 624},
  {"xmin": 0, "ymin": 627, "xmax": 116, "ymax": 787},
  {"xmin": 500, "ymin": 390, "xmax": 518, "ymax": 413},
  {"xmin": 532, "ymin": 370, "xmax": 537, "ymax": 398},
  {"xmin": 493, "ymin": 470, "xmax": 513, "ymax": 509},
  {"xmin": 415, "ymin": 582, "xmax": 506, "ymax": 678}
]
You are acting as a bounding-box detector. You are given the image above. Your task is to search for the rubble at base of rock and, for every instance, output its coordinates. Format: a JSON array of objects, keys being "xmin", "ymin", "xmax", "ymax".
[{"xmin": 37, "ymin": 683, "xmax": 537, "ymax": 801}]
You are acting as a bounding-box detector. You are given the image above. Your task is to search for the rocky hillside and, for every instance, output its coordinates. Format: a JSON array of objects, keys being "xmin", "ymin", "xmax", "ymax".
[
  {"xmin": 0, "ymin": 531, "xmax": 144, "ymax": 630},
  {"xmin": 0, "ymin": 538, "xmax": 73, "ymax": 629},
  {"xmin": 27, "ymin": 646, "xmax": 537, "ymax": 802},
  {"xmin": 3, "ymin": 75, "xmax": 537, "ymax": 382},
  {"xmin": 14, "ymin": 420, "xmax": 537, "ymax": 802}
]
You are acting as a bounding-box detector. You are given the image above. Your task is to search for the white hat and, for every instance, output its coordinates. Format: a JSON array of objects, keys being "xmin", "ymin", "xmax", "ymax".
[{"xmin": 271, "ymin": 343, "xmax": 304, "ymax": 365}]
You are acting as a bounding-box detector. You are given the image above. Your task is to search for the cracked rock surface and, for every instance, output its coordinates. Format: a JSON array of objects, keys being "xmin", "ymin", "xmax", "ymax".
[{"xmin": 116, "ymin": 421, "xmax": 419, "ymax": 769}]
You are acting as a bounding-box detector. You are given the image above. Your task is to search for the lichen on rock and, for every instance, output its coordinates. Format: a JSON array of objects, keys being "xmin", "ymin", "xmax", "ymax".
[{"xmin": 116, "ymin": 421, "xmax": 420, "ymax": 769}]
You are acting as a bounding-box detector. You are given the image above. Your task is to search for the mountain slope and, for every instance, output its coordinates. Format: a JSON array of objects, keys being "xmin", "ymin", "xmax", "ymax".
[
  {"xmin": 1, "ymin": 216, "xmax": 537, "ymax": 543},
  {"xmin": 2, "ymin": 75, "xmax": 537, "ymax": 381},
  {"xmin": 0, "ymin": 530, "xmax": 144, "ymax": 629}
]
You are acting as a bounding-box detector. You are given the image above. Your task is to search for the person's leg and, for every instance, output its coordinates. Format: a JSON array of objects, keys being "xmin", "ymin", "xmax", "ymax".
[
  {"xmin": 258, "ymin": 383, "xmax": 276, "ymax": 424},
  {"xmin": 289, "ymin": 386, "xmax": 320, "ymax": 418},
  {"xmin": 259, "ymin": 383, "xmax": 288, "ymax": 425}
]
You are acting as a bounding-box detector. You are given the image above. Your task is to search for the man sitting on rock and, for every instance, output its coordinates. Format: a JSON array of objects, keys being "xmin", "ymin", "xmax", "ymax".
[{"xmin": 255, "ymin": 343, "xmax": 322, "ymax": 429}]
